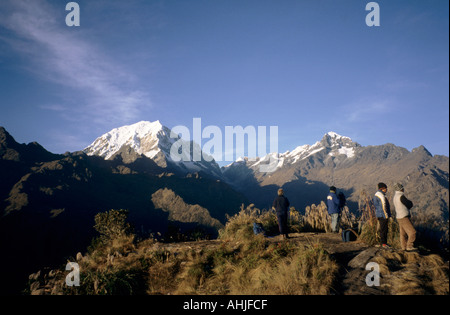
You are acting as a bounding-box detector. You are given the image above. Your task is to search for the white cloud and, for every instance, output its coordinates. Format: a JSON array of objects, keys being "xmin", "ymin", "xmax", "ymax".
[
  {"xmin": 344, "ymin": 99, "xmax": 393, "ymax": 122},
  {"xmin": 0, "ymin": 0, "xmax": 150, "ymax": 126}
]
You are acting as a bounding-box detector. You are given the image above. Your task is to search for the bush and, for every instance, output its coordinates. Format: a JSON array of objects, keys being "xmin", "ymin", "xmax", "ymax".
[
  {"xmin": 94, "ymin": 209, "xmax": 132, "ymax": 243},
  {"xmin": 67, "ymin": 267, "xmax": 147, "ymax": 295},
  {"xmin": 359, "ymin": 217, "xmax": 400, "ymax": 248}
]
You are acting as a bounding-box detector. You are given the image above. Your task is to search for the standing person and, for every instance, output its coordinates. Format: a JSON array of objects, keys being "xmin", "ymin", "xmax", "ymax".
[
  {"xmin": 338, "ymin": 191, "xmax": 346, "ymax": 212},
  {"xmin": 327, "ymin": 186, "xmax": 341, "ymax": 233},
  {"xmin": 393, "ymin": 183, "xmax": 417, "ymax": 251},
  {"xmin": 272, "ymin": 188, "xmax": 290, "ymax": 239},
  {"xmin": 373, "ymin": 182, "xmax": 391, "ymax": 248}
]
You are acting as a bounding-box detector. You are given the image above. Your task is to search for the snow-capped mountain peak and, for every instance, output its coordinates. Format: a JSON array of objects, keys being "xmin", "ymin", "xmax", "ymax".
[
  {"xmin": 321, "ymin": 131, "xmax": 358, "ymax": 158},
  {"xmin": 326, "ymin": 131, "xmax": 349, "ymax": 139},
  {"xmin": 222, "ymin": 132, "xmax": 360, "ymax": 173},
  {"xmin": 84, "ymin": 121, "xmax": 170, "ymax": 160},
  {"xmin": 83, "ymin": 121, "xmax": 222, "ymax": 178}
]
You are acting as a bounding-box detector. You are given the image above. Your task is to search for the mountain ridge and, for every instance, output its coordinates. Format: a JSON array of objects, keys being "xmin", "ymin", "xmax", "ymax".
[
  {"xmin": 0, "ymin": 123, "xmax": 448, "ymax": 294},
  {"xmin": 3, "ymin": 123, "xmax": 447, "ymax": 219},
  {"xmin": 0, "ymin": 126, "xmax": 247, "ymax": 294},
  {"xmin": 222, "ymin": 131, "xmax": 361, "ymax": 174}
]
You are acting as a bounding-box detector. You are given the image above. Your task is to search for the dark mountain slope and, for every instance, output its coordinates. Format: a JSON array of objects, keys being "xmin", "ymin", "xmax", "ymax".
[{"xmin": 0, "ymin": 127, "xmax": 247, "ymax": 294}]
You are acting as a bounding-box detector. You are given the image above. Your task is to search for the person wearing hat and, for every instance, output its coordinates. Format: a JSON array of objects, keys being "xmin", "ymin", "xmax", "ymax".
[
  {"xmin": 393, "ymin": 183, "xmax": 417, "ymax": 251},
  {"xmin": 327, "ymin": 186, "xmax": 341, "ymax": 233},
  {"xmin": 373, "ymin": 182, "xmax": 391, "ymax": 248},
  {"xmin": 272, "ymin": 188, "xmax": 290, "ymax": 239}
]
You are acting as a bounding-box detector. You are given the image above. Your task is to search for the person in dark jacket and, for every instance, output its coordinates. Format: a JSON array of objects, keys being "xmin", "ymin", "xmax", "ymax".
[
  {"xmin": 272, "ymin": 188, "xmax": 290, "ymax": 239},
  {"xmin": 327, "ymin": 186, "xmax": 341, "ymax": 233},
  {"xmin": 338, "ymin": 192, "xmax": 346, "ymax": 211},
  {"xmin": 373, "ymin": 182, "xmax": 391, "ymax": 248}
]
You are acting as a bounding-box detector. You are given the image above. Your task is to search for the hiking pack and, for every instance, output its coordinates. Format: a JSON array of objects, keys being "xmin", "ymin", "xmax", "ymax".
[
  {"xmin": 341, "ymin": 229, "xmax": 358, "ymax": 242},
  {"xmin": 253, "ymin": 222, "xmax": 265, "ymax": 236}
]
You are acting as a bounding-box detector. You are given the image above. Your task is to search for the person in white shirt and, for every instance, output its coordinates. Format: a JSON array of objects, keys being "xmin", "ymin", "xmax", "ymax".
[{"xmin": 393, "ymin": 183, "xmax": 417, "ymax": 251}]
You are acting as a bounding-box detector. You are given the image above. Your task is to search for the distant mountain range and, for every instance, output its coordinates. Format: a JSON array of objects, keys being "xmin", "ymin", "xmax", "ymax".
[
  {"xmin": 0, "ymin": 121, "xmax": 448, "ymax": 294},
  {"xmin": 222, "ymin": 131, "xmax": 449, "ymax": 222}
]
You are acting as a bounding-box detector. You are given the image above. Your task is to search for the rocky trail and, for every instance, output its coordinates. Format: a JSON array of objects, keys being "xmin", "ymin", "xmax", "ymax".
[{"xmin": 263, "ymin": 232, "xmax": 377, "ymax": 295}]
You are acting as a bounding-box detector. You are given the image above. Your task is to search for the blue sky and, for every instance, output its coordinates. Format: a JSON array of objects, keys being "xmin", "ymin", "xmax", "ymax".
[{"xmin": 0, "ymin": 0, "xmax": 448, "ymax": 164}]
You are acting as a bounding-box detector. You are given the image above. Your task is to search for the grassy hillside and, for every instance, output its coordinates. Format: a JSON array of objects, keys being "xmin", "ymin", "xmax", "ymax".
[{"xmin": 26, "ymin": 206, "xmax": 449, "ymax": 295}]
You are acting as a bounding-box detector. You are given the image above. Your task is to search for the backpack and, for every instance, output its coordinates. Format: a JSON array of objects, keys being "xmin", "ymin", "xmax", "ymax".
[
  {"xmin": 341, "ymin": 229, "xmax": 358, "ymax": 242},
  {"xmin": 253, "ymin": 223, "xmax": 265, "ymax": 236}
]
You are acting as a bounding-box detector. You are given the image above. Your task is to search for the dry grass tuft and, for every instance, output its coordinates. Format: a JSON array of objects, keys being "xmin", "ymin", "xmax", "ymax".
[
  {"xmin": 373, "ymin": 249, "xmax": 449, "ymax": 295},
  {"xmin": 174, "ymin": 237, "xmax": 338, "ymax": 295}
]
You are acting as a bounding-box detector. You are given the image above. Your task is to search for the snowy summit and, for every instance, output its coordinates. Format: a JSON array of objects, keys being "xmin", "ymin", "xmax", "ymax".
[
  {"xmin": 84, "ymin": 121, "xmax": 170, "ymax": 160},
  {"xmin": 83, "ymin": 121, "xmax": 222, "ymax": 177}
]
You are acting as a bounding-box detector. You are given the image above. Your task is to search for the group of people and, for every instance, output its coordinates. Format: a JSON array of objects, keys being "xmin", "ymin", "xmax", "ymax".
[
  {"xmin": 327, "ymin": 182, "xmax": 417, "ymax": 251},
  {"xmin": 372, "ymin": 182, "xmax": 416, "ymax": 251},
  {"xmin": 272, "ymin": 183, "xmax": 417, "ymax": 251}
]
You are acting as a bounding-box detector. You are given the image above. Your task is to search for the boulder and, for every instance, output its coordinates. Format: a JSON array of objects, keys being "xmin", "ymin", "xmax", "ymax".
[{"xmin": 348, "ymin": 247, "xmax": 380, "ymax": 269}]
